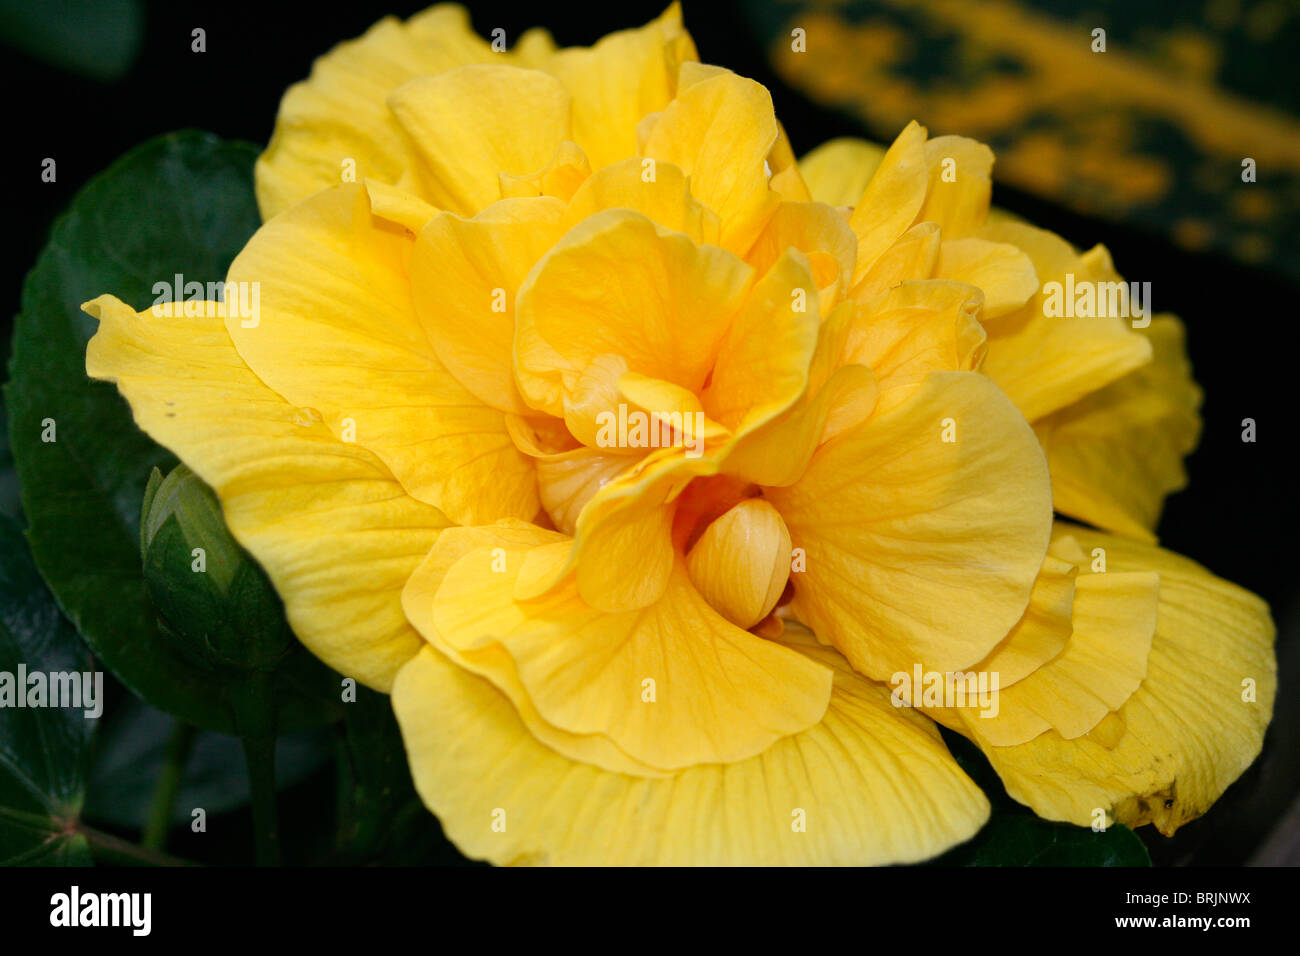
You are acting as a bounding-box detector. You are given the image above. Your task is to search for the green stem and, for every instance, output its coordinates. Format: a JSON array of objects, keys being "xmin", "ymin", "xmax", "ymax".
[
  {"xmin": 241, "ymin": 733, "xmax": 280, "ymax": 865},
  {"xmin": 78, "ymin": 824, "xmax": 195, "ymax": 866},
  {"xmin": 232, "ymin": 670, "xmax": 280, "ymax": 866},
  {"xmin": 142, "ymin": 720, "xmax": 196, "ymax": 850}
]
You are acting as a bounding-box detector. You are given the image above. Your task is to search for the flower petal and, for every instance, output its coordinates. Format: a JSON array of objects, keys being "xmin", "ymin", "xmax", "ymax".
[
  {"xmin": 388, "ymin": 64, "xmax": 572, "ymax": 215},
  {"xmin": 973, "ymin": 554, "xmax": 1077, "ymax": 689},
  {"xmin": 515, "ymin": 208, "xmax": 752, "ymax": 406},
  {"xmin": 702, "ymin": 248, "xmax": 821, "ymax": 433},
  {"xmin": 917, "ymin": 135, "xmax": 993, "ymax": 238},
  {"xmin": 542, "ymin": 3, "xmax": 697, "ymax": 168},
  {"xmin": 935, "ymin": 238, "xmax": 1039, "ymax": 319},
  {"xmin": 841, "ymin": 279, "xmax": 988, "ymax": 412},
  {"xmin": 420, "ymin": 539, "xmax": 832, "ymax": 771},
  {"xmin": 254, "ymin": 6, "xmax": 498, "ymax": 219},
  {"xmin": 847, "ymin": 121, "xmax": 928, "ymax": 283},
  {"xmin": 769, "ymin": 370, "xmax": 1052, "ymax": 680},
  {"xmin": 973, "ymin": 526, "xmax": 1276, "ymax": 835},
  {"xmin": 227, "ymin": 183, "xmax": 537, "ymax": 525},
  {"xmin": 84, "ymin": 295, "xmax": 449, "ymax": 690},
  {"xmin": 959, "ymin": 567, "xmax": 1159, "ymax": 746},
  {"xmin": 392, "ymin": 623, "xmax": 989, "ymax": 864},
  {"xmin": 561, "ymin": 157, "xmax": 720, "ymax": 245},
  {"xmin": 412, "ymin": 196, "xmax": 568, "ymax": 415},
  {"xmin": 1036, "ymin": 316, "xmax": 1202, "ymax": 541},
  {"xmin": 798, "ymin": 137, "xmax": 885, "ymax": 208},
  {"xmin": 976, "ymin": 222, "xmax": 1153, "ymax": 422},
  {"xmin": 642, "ymin": 69, "xmax": 781, "ymax": 254}
]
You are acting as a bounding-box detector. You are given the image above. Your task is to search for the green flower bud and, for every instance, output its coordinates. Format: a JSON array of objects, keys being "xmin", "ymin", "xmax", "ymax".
[{"xmin": 140, "ymin": 464, "xmax": 294, "ymax": 672}]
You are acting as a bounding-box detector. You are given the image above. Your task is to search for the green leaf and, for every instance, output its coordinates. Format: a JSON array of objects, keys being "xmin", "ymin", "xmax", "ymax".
[
  {"xmin": 0, "ymin": 515, "xmax": 96, "ymax": 865},
  {"xmin": 935, "ymin": 814, "xmax": 1152, "ymax": 867},
  {"xmin": 4, "ymin": 130, "xmax": 340, "ymax": 735}
]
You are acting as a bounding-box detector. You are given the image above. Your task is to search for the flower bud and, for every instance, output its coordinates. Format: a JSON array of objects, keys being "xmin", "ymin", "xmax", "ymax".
[
  {"xmin": 140, "ymin": 464, "xmax": 294, "ymax": 671},
  {"xmin": 686, "ymin": 498, "xmax": 792, "ymax": 630}
]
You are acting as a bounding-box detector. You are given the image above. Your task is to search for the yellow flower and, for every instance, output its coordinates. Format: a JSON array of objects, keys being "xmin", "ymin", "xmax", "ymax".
[{"xmin": 82, "ymin": 5, "xmax": 1273, "ymax": 864}]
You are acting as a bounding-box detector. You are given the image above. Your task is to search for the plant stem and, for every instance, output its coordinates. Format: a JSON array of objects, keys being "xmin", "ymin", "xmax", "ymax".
[
  {"xmin": 241, "ymin": 732, "xmax": 280, "ymax": 865},
  {"xmin": 233, "ymin": 669, "xmax": 280, "ymax": 866},
  {"xmin": 142, "ymin": 720, "xmax": 196, "ymax": 850}
]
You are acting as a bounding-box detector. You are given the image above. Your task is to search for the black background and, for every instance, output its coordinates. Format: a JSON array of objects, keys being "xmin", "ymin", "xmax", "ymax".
[{"xmin": 1, "ymin": 0, "xmax": 1296, "ymax": 865}]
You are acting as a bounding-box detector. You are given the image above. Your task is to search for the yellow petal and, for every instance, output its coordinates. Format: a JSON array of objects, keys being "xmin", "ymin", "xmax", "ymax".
[
  {"xmin": 798, "ymin": 137, "xmax": 885, "ymax": 208},
  {"xmin": 254, "ymin": 6, "xmax": 497, "ymax": 219},
  {"xmin": 565, "ymin": 450, "xmax": 693, "ymax": 611},
  {"xmin": 1036, "ymin": 316, "xmax": 1202, "ymax": 541},
  {"xmin": 850, "ymin": 221, "xmax": 941, "ymax": 301},
  {"xmin": 498, "ymin": 140, "xmax": 591, "ymax": 202},
  {"xmin": 84, "ymin": 295, "xmax": 448, "ymax": 690},
  {"xmin": 401, "ymin": 522, "xmax": 668, "ymax": 777},
  {"xmin": 719, "ymin": 311, "xmax": 879, "ymax": 487},
  {"xmin": 388, "ymin": 64, "xmax": 572, "ymax": 215},
  {"xmin": 917, "ymin": 135, "xmax": 993, "ymax": 238},
  {"xmin": 847, "ymin": 121, "xmax": 928, "ymax": 283},
  {"xmin": 422, "ymin": 542, "xmax": 832, "ymax": 770},
  {"xmin": 702, "ymin": 248, "xmax": 820, "ymax": 434},
  {"xmin": 768, "ymin": 120, "xmax": 814, "ymax": 203},
  {"xmin": 686, "ymin": 498, "xmax": 792, "ymax": 629},
  {"xmin": 412, "ymin": 196, "xmax": 568, "ymax": 415},
  {"xmin": 974, "ymin": 554, "xmax": 1077, "ymax": 688},
  {"xmin": 976, "ymin": 221, "xmax": 1153, "ymax": 422},
  {"xmin": 975, "ymin": 526, "xmax": 1276, "ymax": 835},
  {"xmin": 561, "ymin": 157, "xmax": 720, "ymax": 245},
  {"xmin": 531, "ymin": 445, "xmax": 632, "ymax": 536},
  {"xmin": 642, "ymin": 69, "xmax": 781, "ymax": 254},
  {"xmin": 542, "ymin": 3, "xmax": 696, "ymax": 169},
  {"xmin": 363, "ymin": 178, "xmax": 438, "ymax": 233},
  {"xmin": 935, "ymin": 238, "xmax": 1039, "ymax": 319},
  {"xmin": 745, "ymin": 202, "xmax": 857, "ymax": 309},
  {"xmin": 227, "ymin": 183, "xmax": 537, "ymax": 525},
  {"xmin": 959, "ymin": 569, "xmax": 1159, "ymax": 746},
  {"xmin": 392, "ymin": 623, "xmax": 989, "ymax": 864},
  {"xmin": 769, "ymin": 370, "xmax": 1052, "ymax": 680},
  {"xmin": 515, "ymin": 209, "xmax": 751, "ymax": 403},
  {"xmin": 841, "ymin": 279, "xmax": 988, "ymax": 411}
]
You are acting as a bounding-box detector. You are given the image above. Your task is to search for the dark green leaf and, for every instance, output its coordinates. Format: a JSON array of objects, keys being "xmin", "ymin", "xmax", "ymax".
[
  {"xmin": 935, "ymin": 815, "xmax": 1152, "ymax": 866},
  {"xmin": 0, "ymin": 515, "xmax": 96, "ymax": 865},
  {"xmin": 5, "ymin": 130, "xmax": 340, "ymax": 734}
]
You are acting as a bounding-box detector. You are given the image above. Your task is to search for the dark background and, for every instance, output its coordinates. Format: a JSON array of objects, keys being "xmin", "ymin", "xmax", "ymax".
[{"xmin": 1, "ymin": 0, "xmax": 1295, "ymax": 865}]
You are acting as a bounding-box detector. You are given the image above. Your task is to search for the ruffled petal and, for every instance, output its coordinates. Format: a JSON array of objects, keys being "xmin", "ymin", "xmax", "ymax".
[
  {"xmin": 388, "ymin": 64, "xmax": 572, "ymax": 215},
  {"xmin": 254, "ymin": 5, "xmax": 498, "ymax": 219},
  {"xmin": 641, "ymin": 69, "xmax": 781, "ymax": 254},
  {"xmin": 84, "ymin": 296, "xmax": 449, "ymax": 690},
  {"xmin": 974, "ymin": 525, "xmax": 1276, "ymax": 835},
  {"xmin": 410, "ymin": 533, "xmax": 832, "ymax": 771},
  {"xmin": 769, "ymin": 370, "xmax": 1052, "ymax": 680},
  {"xmin": 1036, "ymin": 316, "xmax": 1202, "ymax": 541},
  {"xmin": 392, "ymin": 623, "xmax": 989, "ymax": 864},
  {"xmin": 226, "ymin": 183, "xmax": 536, "ymax": 525}
]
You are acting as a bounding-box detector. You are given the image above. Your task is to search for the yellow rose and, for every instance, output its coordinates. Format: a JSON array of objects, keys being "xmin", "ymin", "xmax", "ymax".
[{"xmin": 83, "ymin": 4, "xmax": 1274, "ymax": 864}]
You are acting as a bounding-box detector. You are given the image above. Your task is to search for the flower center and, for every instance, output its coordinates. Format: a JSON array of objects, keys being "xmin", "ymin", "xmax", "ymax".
[{"xmin": 676, "ymin": 478, "xmax": 792, "ymax": 631}]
